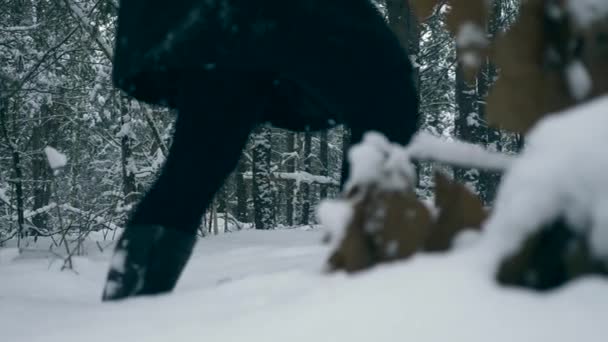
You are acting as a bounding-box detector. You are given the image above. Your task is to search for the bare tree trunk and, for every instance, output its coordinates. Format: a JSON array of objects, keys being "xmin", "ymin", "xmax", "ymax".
[
  {"xmin": 340, "ymin": 127, "xmax": 351, "ymax": 186},
  {"xmin": 235, "ymin": 157, "xmax": 248, "ymax": 224},
  {"xmin": 212, "ymin": 200, "xmax": 219, "ymax": 235},
  {"xmin": 119, "ymin": 96, "xmax": 137, "ymax": 208},
  {"xmin": 216, "ymin": 185, "xmax": 227, "ymax": 233},
  {"xmin": 252, "ymin": 127, "xmax": 274, "ymax": 230},
  {"xmin": 300, "ymin": 132, "xmax": 312, "ymax": 225},
  {"xmin": 454, "ymin": 65, "xmax": 483, "ymax": 190},
  {"xmin": 477, "ymin": 0, "xmax": 503, "ymax": 204},
  {"xmin": 200, "ymin": 213, "xmax": 207, "ymax": 237},
  {"xmin": 11, "ymin": 148, "xmax": 25, "ymax": 239},
  {"xmin": 319, "ymin": 130, "xmax": 329, "ymax": 199},
  {"xmin": 30, "ymin": 103, "xmax": 55, "ymax": 231},
  {"xmin": 285, "ymin": 132, "xmax": 296, "ymax": 226},
  {"xmin": 0, "ymin": 98, "xmax": 25, "ymax": 240},
  {"xmin": 224, "ymin": 211, "xmax": 228, "ymax": 233}
]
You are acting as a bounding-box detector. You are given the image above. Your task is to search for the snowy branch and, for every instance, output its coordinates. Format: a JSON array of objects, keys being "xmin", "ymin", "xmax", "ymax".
[
  {"xmin": 0, "ymin": 27, "xmax": 79, "ymax": 101},
  {"xmin": 406, "ymin": 132, "xmax": 516, "ymax": 171},
  {"xmin": 275, "ymin": 171, "xmax": 339, "ymax": 186},
  {"xmin": 0, "ymin": 24, "xmax": 42, "ymax": 32},
  {"xmin": 143, "ymin": 107, "xmax": 169, "ymax": 157},
  {"xmin": 60, "ymin": 204, "xmax": 121, "ymax": 231},
  {"xmin": 244, "ymin": 171, "xmax": 340, "ymax": 186},
  {"xmin": 63, "ymin": 0, "xmax": 114, "ymax": 61}
]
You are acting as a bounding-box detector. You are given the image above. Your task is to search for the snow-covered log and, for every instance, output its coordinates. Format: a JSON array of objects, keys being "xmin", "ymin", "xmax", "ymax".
[{"xmin": 319, "ymin": 132, "xmax": 487, "ymax": 273}]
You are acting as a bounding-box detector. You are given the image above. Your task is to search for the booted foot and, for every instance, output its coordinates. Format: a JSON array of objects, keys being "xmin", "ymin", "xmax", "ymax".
[{"xmin": 102, "ymin": 225, "xmax": 197, "ymax": 301}]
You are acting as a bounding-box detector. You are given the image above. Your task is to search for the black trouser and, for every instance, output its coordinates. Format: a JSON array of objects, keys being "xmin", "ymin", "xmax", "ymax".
[{"xmin": 128, "ymin": 70, "xmax": 272, "ymax": 234}]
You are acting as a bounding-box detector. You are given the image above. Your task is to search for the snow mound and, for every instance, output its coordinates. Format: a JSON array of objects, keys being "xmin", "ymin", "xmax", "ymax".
[{"xmin": 482, "ymin": 95, "xmax": 608, "ymax": 264}]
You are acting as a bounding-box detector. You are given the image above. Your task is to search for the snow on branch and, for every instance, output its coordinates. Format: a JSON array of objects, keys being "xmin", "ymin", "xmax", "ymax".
[
  {"xmin": 0, "ymin": 187, "xmax": 9, "ymax": 205},
  {"xmin": 63, "ymin": 0, "xmax": 114, "ymax": 60},
  {"xmin": 9, "ymin": 203, "xmax": 120, "ymax": 232},
  {"xmin": 345, "ymin": 132, "xmax": 416, "ymax": 191},
  {"xmin": 60, "ymin": 204, "xmax": 121, "ymax": 231},
  {"xmin": 24, "ymin": 203, "xmax": 58, "ymax": 220},
  {"xmin": 275, "ymin": 171, "xmax": 339, "ymax": 186},
  {"xmin": 108, "ymin": 0, "xmax": 119, "ymax": 10},
  {"xmin": 405, "ymin": 131, "xmax": 515, "ymax": 171},
  {"xmin": 243, "ymin": 171, "xmax": 339, "ymax": 186},
  {"xmin": 0, "ymin": 24, "xmax": 41, "ymax": 32},
  {"xmin": 44, "ymin": 146, "xmax": 68, "ymax": 171}
]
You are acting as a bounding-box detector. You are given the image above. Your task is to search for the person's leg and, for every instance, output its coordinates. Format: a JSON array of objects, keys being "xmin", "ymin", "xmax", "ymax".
[{"xmin": 102, "ymin": 70, "xmax": 271, "ymax": 301}]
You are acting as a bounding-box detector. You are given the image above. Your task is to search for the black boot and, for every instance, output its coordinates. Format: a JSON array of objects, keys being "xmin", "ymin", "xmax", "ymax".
[{"xmin": 102, "ymin": 225, "xmax": 197, "ymax": 301}]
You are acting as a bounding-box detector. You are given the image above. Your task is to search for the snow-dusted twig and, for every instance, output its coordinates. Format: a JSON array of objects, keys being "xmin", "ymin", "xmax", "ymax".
[
  {"xmin": 275, "ymin": 171, "xmax": 339, "ymax": 186},
  {"xmin": 143, "ymin": 107, "xmax": 169, "ymax": 157},
  {"xmin": 60, "ymin": 204, "xmax": 121, "ymax": 231},
  {"xmin": 0, "ymin": 23, "xmax": 42, "ymax": 32},
  {"xmin": 62, "ymin": 0, "xmax": 114, "ymax": 61},
  {"xmin": 406, "ymin": 132, "xmax": 516, "ymax": 171},
  {"xmin": 0, "ymin": 27, "xmax": 79, "ymax": 101},
  {"xmin": 243, "ymin": 171, "xmax": 339, "ymax": 186}
]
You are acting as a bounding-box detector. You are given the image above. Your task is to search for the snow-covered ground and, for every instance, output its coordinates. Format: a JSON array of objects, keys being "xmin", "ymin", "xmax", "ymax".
[{"xmin": 2, "ymin": 227, "xmax": 608, "ymax": 342}]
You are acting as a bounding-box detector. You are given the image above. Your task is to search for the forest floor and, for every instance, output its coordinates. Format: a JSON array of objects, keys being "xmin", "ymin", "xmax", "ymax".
[{"xmin": 2, "ymin": 227, "xmax": 608, "ymax": 342}]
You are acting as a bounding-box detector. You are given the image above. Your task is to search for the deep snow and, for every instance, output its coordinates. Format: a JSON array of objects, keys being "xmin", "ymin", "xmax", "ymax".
[
  {"xmin": 2, "ymin": 227, "xmax": 608, "ymax": 342},
  {"xmin": 6, "ymin": 95, "xmax": 608, "ymax": 342}
]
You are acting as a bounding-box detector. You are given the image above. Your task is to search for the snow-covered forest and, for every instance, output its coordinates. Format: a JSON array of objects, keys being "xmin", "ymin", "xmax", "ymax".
[
  {"xmin": 0, "ymin": 0, "xmax": 523, "ymax": 243},
  {"xmin": 3, "ymin": 0, "xmax": 608, "ymax": 340}
]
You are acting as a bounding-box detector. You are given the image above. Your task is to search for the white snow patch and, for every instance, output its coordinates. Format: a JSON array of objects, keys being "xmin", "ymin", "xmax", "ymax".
[
  {"xmin": 466, "ymin": 112, "xmax": 482, "ymax": 128},
  {"xmin": 456, "ymin": 22, "xmax": 488, "ymax": 48},
  {"xmin": 116, "ymin": 122, "xmax": 134, "ymax": 139},
  {"xmin": 344, "ymin": 131, "xmax": 417, "ymax": 192},
  {"xmin": 316, "ymin": 200, "xmax": 353, "ymax": 249},
  {"xmin": 453, "ymin": 229, "xmax": 482, "ymax": 250},
  {"xmin": 346, "ymin": 132, "xmax": 391, "ymax": 188},
  {"xmin": 461, "ymin": 52, "xmax": 482, "ymax": 68},
  {"xmin": 481, "ymin": 95, "xmax": 608, "ymax": 265},
  {"xmin": 0, "ymin": 187, "xmax": 9, "ymax": 203},
  {"xmin": 44, "ymin": 146, "xmax": 67, "ymax": 170},
  {"xmin": 567, "ymin": 0, "xmax": 608, "ymax": 28},
  {"xmin": 0, "ymin": 248, "xmax": 19, "ymax": 265},
  {"xmin": 385, "ymin": 240, "xmax": 399, "ymax": 257},
  {"xmin": 566, "ymin": 60, "xmax": 593, "ymax": 101}
]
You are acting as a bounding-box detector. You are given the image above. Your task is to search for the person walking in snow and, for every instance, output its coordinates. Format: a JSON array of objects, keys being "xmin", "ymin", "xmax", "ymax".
[{"xmin": 103, "ymin": 0, "xmax": 420, "ymax": 301}]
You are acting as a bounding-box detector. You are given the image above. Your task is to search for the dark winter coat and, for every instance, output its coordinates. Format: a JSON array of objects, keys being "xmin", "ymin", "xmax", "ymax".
[{"xmin": 112, "ymin": 0, "xmax": 417, "ymax": 129}]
